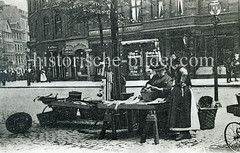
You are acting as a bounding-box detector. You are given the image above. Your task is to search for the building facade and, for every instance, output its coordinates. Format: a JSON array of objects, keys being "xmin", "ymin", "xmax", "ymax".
[
  {"xmin": 0, "ymin": 1, "xmax": 29, "ymax": 76},
  {"xmin": 0, "ymin": 20, "xmax": 14, "ymax": 70},
  {"xmin": 27, "ymin": 0, "xmax": 240, "ymax": 80}
]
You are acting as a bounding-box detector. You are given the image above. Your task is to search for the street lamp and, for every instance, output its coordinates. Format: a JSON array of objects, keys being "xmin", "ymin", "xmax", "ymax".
[{"xmin": 209, "ymin": 0, "xmax": 221, "ymax": 104}]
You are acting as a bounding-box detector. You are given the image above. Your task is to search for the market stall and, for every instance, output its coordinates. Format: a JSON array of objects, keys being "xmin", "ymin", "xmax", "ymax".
[{"xmin": 36, "ymin": 93, "xmax": 169, "ymax": 144}]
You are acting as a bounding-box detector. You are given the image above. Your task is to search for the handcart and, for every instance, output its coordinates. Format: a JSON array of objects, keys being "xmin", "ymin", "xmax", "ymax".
[
  {"xmin": 224, "ymin": 94, "xmax": 240, "ymax": 152},
  {"xmin": 34, "ymin": 92, "xmax": 104, "ymax": 127}
]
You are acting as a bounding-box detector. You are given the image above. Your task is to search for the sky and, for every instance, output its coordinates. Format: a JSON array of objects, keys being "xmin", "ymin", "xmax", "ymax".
[{"xmin": 2, "ymin": 0, "xmax": 28, "ymax": 11}]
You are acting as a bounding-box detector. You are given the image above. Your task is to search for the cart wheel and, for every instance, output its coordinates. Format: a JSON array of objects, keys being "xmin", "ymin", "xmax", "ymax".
[
  {"xmin": 224, "ymin": 122, "xmax": 240, "ymax": 152},
  {"xmin": 5, "ymin": 112, "xmax": 32, "ymax": 134}
]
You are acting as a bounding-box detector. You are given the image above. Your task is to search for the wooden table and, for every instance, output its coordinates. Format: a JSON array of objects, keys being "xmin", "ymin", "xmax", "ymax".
[
  {"xmin": 97, "ymin": 102, "xmax": 169, "ymax": 144},
  {"xmin": 44, "ymin": 99, "xmax": 169, "ymax": 144},
  {"xmin": 48, "ymin": 100, "xmax": 93, "ymax": 109}
]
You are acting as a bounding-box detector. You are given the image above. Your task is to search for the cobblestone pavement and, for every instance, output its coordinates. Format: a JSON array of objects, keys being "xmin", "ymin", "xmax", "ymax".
[{"xmin": 0, "ymin": 87, "xmax": 239, "ymax": 153}]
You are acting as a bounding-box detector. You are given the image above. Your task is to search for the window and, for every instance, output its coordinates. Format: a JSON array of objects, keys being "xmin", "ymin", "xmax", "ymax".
[
  {"xmin": 33, "ymin": 0, "xmax": 37, "ymax": 11},
  {"xmin": 177, "ymin": 0, "xmax": 183, "ymax": 16},
  {"xmin": 55, "ymin": 15, "xmax": 62, "ymax": 35},
  {"xmin": 43, "ymin": 17, "xmax": 50, "ymax": 37},
  {"xmin": 15, "ymin": 44, "xmax": 17, "ymax": 51},
  {"xmin": 131, "ymin": 0, "xmax": 142, "ymax": 22},
  {"xmin": 220, "ymin": 0, "xmax": 229, "ymax": 12},
  {"xmin": 151, "ymin": 0, "xmax": 164, "ymax": 19},
  {"xmin": 77, "ymin": 22, "xmax": 86, "ymax": 36}
]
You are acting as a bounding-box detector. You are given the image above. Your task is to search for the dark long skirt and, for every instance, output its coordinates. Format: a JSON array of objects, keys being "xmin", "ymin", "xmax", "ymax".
[{"xmin": 168, "ymin": 86, "xmax": 191, "ymax": 129}]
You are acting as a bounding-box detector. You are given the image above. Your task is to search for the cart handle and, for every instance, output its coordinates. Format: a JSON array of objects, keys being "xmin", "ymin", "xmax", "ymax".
[{"xmin": 41, "ymin": 106, "xmax": 49, "ymax": 113}]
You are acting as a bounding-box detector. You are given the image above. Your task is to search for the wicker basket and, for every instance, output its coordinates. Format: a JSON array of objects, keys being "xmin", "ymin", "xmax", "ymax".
[
  {"xmin": 6, "ymin": 112, "xmax": 32, "ymax": 134},
  {"xmin": 198, "ymin": 108, "xmax": 217, "ymax": 130},
  {"xmin": 141, "ymin": 88, "xmax": 158, "ymax": 102}
]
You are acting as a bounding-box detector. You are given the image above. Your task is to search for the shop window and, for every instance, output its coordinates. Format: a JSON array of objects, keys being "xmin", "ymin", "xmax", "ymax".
[
  {"xmin": 131, "ymin": 0, "xmax": 142, "ymax": 22},
  {"xmin": 128, "ymin": 50, "xmax": 143, "ymax": 76},
  {"xmin": 151, "ymin": 0, "xmax": 164, "ymax": 19},
  {"xmin": 55, "ymin": 15, "xmax": 62, "ymax": 35},
  {"xmin": 43, "ymin": 17, "xmax": 50, "ymax": 38},
  {"xmin": 75, "ymin": 50, "xmax": 87, "ymax": 76},
  {"xmin": 177, "ymin": 0, "xmax": 183, "ymax": 16}
]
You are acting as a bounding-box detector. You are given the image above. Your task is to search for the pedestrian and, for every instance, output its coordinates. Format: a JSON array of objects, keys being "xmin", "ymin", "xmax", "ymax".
[
  {"xmin": 40, "ymin": 69, "xmax": 47, "ymax": 82},
  {"xmin": 36, "ymin": 69, "xmax": 41, "ymax": 83},
  {"xmin": 13, "ymin": 70, "xmax": 17, "ymax": 81},
  {"xmin": 168, "ymin": 58, "xmax": 200, "ymax": 141},
  {"xmin": 7, "ymin": 70, "xmax": 10, "ymax": 82},
  {"xmin": 231, "ymin": 55, "xmax": 239, "ymax": 81},
  {"xmin": 1, "ymin": 70, "xmax": 7, "ymax": 86},
  {"xmin": 26, "ymin": 68, "xmax": 32, "ymax": 86},
  {"xmin": 224, "ymin": 57, "xmax": 232, "ymax": 83},
  {"xmin": 47, "ymin": 68, "xmax": 53, "ymax": 83}
]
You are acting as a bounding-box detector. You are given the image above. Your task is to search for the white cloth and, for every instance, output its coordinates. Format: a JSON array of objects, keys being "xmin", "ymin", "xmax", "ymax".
[{"xmin": 170, "ymin": 88, "xmax": 200, "ymax": 131}]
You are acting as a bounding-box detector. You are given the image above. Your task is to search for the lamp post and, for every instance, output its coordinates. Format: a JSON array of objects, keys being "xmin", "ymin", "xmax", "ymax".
[
  {"xmin": 209, "ymin": 0, "xmax": 221, "ymax": 103},
  {"xmin": 110, "ymin": 0, "xmax": 121, "ymax": 100}
]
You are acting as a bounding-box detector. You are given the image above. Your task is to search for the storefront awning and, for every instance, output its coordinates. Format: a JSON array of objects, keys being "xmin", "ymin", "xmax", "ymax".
[{"xmin": 121, "ymin": 39, "xmax": 159, "ymax": 46}]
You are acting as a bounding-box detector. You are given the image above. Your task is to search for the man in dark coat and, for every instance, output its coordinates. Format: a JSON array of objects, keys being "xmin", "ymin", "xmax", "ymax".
[
  {"xmin": 47, "ymin": 68, "xmax": 53, "ymax": 83},
  {"xmin": 145, "ymin": 64, "xmax": 173, "ymax": 98},
  {"xmin": 36, "ymin": 69, "xmax": 41, "ymax": 83},
  {"xmin": 224, "ymin": 57, "xmax": 232, "ymax": 83},
  {"xmin": 26, "ymin": 69, "xmax": 32, "ymax": 86},
  {"xmin": 1, "ymin": 70, "xmax": 7, "ymax": 86},
  {"xmin": 139, "ymin": 63, "xmax": 173, "ymax": 142}
]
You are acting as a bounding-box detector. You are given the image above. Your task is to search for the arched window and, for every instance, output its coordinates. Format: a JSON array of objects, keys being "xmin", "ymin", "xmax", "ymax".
[
  {"xmin": 55, "ymin": 15, "xmax": 62, "ymax": 35},
  {"xmin": 43, "ymin": 17, "xmax": 50, "ymax": 37}
]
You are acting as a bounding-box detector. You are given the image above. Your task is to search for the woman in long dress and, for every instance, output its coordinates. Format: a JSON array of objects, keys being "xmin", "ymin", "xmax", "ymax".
[
  {"xmin": 40, "ymin": 70, "xmax": 47, "ymax": 82},
  {"xmin": 168, "ymin": 58, "xmax": 200, "ymax": 141}
]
